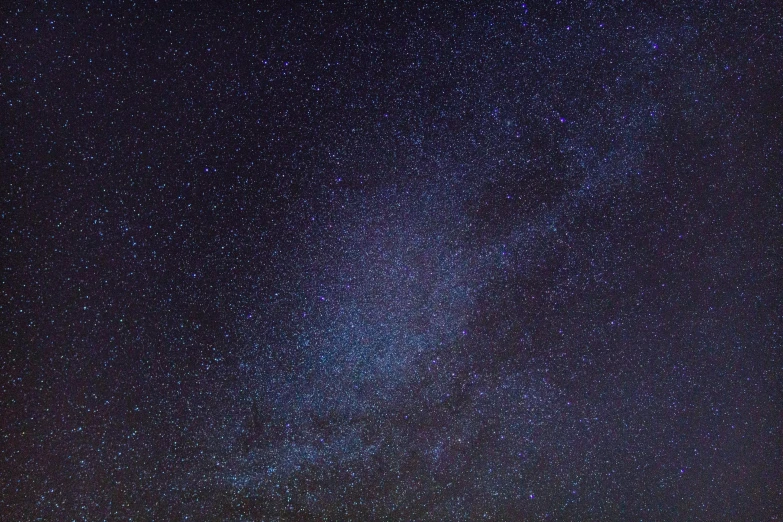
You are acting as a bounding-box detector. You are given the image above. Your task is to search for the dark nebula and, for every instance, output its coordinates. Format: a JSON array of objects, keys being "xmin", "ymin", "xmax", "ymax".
[{"xmin": 2, "ymin": 2, "xmax": 781, "ymax": 520}]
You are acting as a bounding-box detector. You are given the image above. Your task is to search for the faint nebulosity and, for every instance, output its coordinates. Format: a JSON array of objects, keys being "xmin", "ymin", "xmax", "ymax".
[{"xmin": 1, "ymin": 2, "xmax": 781, "ymax": 520}]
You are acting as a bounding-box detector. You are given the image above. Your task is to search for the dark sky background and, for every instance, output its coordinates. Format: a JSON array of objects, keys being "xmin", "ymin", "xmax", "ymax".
[{"xmin": 2, "ymin": 2, "xmax": 781, "ymax": 520}]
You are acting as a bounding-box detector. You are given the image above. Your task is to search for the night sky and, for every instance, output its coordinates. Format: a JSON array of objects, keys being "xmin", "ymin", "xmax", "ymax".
[{"xmin": 2, "ymin": 2, "xmax": 782, "ymax": 520}]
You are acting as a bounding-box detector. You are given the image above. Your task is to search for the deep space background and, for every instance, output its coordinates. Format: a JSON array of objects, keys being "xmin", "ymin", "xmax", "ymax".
[{"xmin": 2, "ymin": 2, "xmax": 782, "ymax": 520}]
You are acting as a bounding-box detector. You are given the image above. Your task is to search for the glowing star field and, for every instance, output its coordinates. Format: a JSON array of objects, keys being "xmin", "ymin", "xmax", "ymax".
[{"xmin": 2, "ymin": 2, "xmax": 781, "ymax": 520}]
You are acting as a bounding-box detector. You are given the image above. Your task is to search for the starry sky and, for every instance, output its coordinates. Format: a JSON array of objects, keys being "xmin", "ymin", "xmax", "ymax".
[{"xmin": 2, "ymin": 2, "xmax": 782, "ymax": 520}]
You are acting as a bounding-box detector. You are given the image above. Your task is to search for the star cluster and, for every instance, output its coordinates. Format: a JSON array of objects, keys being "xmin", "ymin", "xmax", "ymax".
[{"xmin": 2, "ymin": 2, "xmax": 781, "ymax": 520}]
